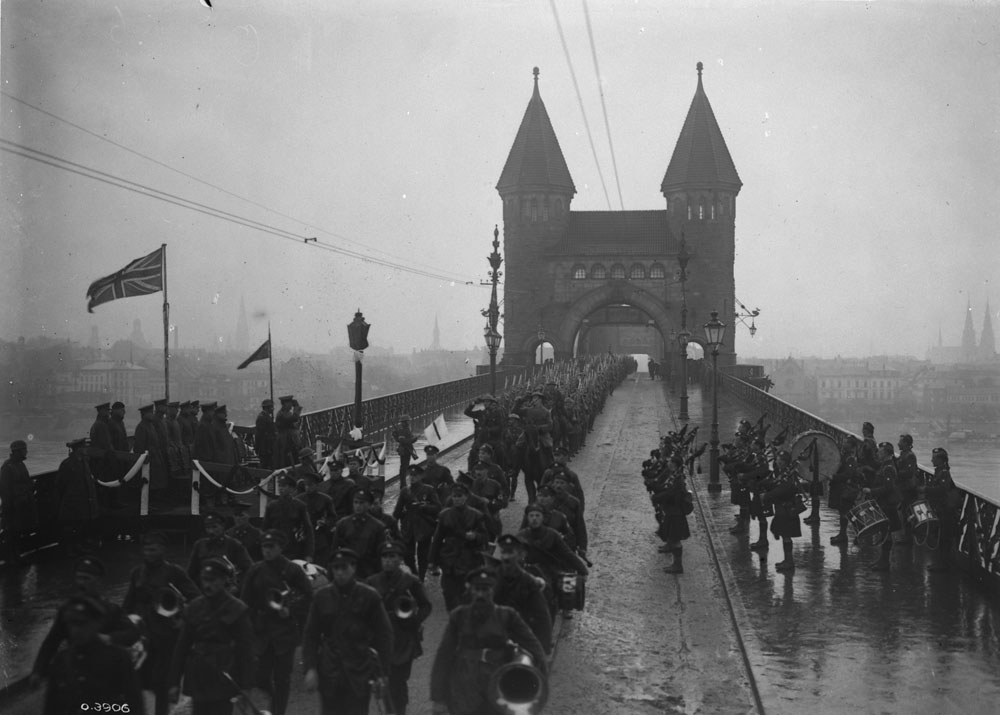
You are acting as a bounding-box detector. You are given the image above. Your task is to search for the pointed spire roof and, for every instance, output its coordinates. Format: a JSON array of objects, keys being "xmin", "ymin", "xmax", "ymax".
[
  {"xmin": 980, "ymin": 299, "xmax": 996, "ymax": 357},
  {"xmin": 662, "ymin": 62, "xmax": 742, "ymax": 194},
  {"xmin": 962, "ymin": 298, "xmax": 977, "ymax": 353},
  {"xmin": 497, "ymin": 67, "xmax": 576, "ymax": 195}
]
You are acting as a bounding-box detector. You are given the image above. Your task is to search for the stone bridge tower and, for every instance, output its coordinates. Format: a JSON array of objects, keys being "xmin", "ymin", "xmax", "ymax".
[{"xmin": 497, "ymin": 63, "xmax": 742, "ymax": 370}]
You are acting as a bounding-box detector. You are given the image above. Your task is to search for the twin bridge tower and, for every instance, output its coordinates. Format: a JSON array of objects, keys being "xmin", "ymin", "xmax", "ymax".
[{"xmin": 497, "ymin": 64, "xmax": 741, "ymax": 370}]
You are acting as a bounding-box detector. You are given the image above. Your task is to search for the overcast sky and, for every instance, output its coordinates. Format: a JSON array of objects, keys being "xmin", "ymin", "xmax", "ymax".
[{"xmin": 2, "ymin": 0, "xmax": 997, "ymax": 361}]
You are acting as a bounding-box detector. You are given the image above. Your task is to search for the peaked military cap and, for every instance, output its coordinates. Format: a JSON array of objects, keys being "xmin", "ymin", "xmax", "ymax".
[
  {"xmin": 278, "ymin": 473, "xmax": 298, "ymax": 488},
  {"xmin": 179, "ymin": 401, "xmax": 191, "ymax": 409},
  {"xmin": 496, "ymin": 533, "xmax": 526, "ymax": 551},
  {"xmin": 189, "ymin": 400, "xmax": 200, "ymax": 408},
  {"xmin": 553, "ymin": 445, "xmax": 569, "ymax": 456},
  {"xmin": 451, "ymin": 482, "xmax": 471, "ymax": 496},
  {"xmin": 154, "ymin": 398, "xmax": 168, "ymax": 407},
  {"xmin": 380, "ymin": 540, "xmax": 406, "ymax": 556},
  {"xmin": 168, "ymin": 401, "xmax": 180, "ymax": 409},
  {"xmin": 423, "ymin": 444, "xmax": 440, "ymax": 455},
  {"xmin": 142, "ymin": 530, "xmax": 168, "ymax": 546},
  {"xmin": 201, "ymin": 401, "xmax": 218, "ymax": 411},
  {"xmin": 262, "ymin": 398, "xmax": 274, "ymax": 407},
  {"xmin": 200, "ymin": 557, "xmax": 234, "ymax": 579},
  {"xmin": 537, "ymin": 484, "xmax": 556, "ymax": 496},
  {"xmin": 138, "ymin": 404, "xmax": 155, "ymax": 414},
  {"xmin": 407, "ymin": 464, "xmax": 425, "ymax": 475},
  {"xmin": 95, "ymin": 402, "xmax": 111, "ymax": 411},
  {"xmin": 330, "ymin": 547, "xmax": 359, "ymax": 565},
  {"xmin": 278, "ymin": 395, "xmax": 295, "ymax": 403},
  {"xmin": 203, "ymin": 510, "xmax": 226, "ymax": 525},
  {"xmin": 215, "ymin": 404, "xmax": 228, "ymax": 414},
  {"xmin": 298, "ymin": 447, "xmax": 316, "ymax": 459},
  {"xmin": 398, "ymin": 414, "xmax": 411, "ymax": 422},
  {"xmin": 455, "ymin": 471, "xmax": 473, "ymax": 486},
  {"xmin": 525, "ymin": 502, "xmax": 547, "ymax": 516},
  {"xmin": 10, "ymin": 439, "xmax": 27, "ymax": 451},
  {"xmin": 932, "ymin": 447, "xmax": 949, "ymax": 459},
  {"xmin": 112, "ymin": 401, "xmax": 126, "ymax": 409},
  {"xmin": 75, "ymin": 555, "xmax": 106, "ymax": 577},
  {"xmin": 261, "ymin": 529, "xmax": 288, "ymax": 547},
  {"xmin": 66, "ymin": 438, "xmax": 89, "ymax": 450},
  {"xmin": 353, "ymin": 488, "xmax": 374, "ymax": 503},
  {"xmin": 301, "ymin": 471, "xmax": 324, "ymax": 483},
  {"xmin": 465, "ymin": 567, "xmax": 497, "ymax": 587}
]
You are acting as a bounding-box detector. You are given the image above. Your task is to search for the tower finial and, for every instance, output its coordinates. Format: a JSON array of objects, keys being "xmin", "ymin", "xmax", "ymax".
[
  {"xmin": 696, "ymin": 61, "xmax": 703, "ymax": 78},
  {"xmin": 533, "ymin": 66, "xmax": 540, "ymax": 84}
]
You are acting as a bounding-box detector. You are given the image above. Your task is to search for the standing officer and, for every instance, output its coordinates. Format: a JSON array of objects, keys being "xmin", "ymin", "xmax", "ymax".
[
  {"xmin": 491, "ymin": 534, "xmax": 553, "ymax": 655},
  {"xmin": 392, "ymin": 414, "xmax": 419, "ymax": 489},
  {"xmin": 227, "ymin": 500, "xmax": 263, "ymax": 562},
  {"xmin": 273, "ymin": 396, "xmax": 301, "ymax": 468},
  {"xmin": 923, "ymin": 447, "xmax": 958, "ymax": 572},
  {"xmin": 393, "ymin": 464, "xmax": 442, "ymax": 581},
  {"xmin": 429, "ymin": 483, "xmax": 491, "ymax": 611},
  {"xmin": 187, "ymin": 510, "xmax": 253, "ymax": 586},
  {"xmin": 56, "ymin": 438, "xmax": 99, "ymax": 556},
  {"xmin": 123, "ymin": 531, "xmax": 200, "ymax": 715},
  {"xmin": 255, "ymin": 398, "xmax": 277, "ymax": 469},
  {"xmin": 169, "ymin": 557, "xmax": 255, "ymax": 715},
  {"xmin": 366, "ymin": 541, "xmax": 432, "ymax": 715},
  {"xmin": 263, "ymin": 474, "xmax": 314, "ymax": 561},
  {"xmin": 89, "ymin": 402, "xmax": 114, "ymax": 482},
  {"xmin": 43, "ymin": 595, "xmax": 145, "ymax": 715},
  {"xmin": 193, "ymin": 402, "xmax": 218, "ymax": 462},
  {"xmin": 302, "ymin": 547, "xmax": 394, "ymax": 715},
  {"xmin": 331, "ymin": 489, "xmax": 387, "ymax": 579},
  {"xmin": 110, "ymin": 401, "xmax": 130, "ymax": 451},
  {"xmin": 241, "ymin": 529, "xmax": 313, "ymax": 715},
  {"xmin": 134, "ymin": 404, "xmax": 168, "ymax": 494},
  {"xmin": 430, "ymin": 568, "xmax": 547, "ymax": 715}
]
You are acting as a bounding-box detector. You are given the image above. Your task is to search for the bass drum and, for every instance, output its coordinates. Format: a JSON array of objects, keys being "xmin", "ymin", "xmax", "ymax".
[{"xmin": 789, "ymin": 431, "xmax": 841, "ymax": 482}]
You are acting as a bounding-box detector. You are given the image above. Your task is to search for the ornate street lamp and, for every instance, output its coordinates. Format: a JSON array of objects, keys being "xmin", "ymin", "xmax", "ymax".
[
  {"xmin": 704, "ymin": 310, "xmax": 726, "ymax": 492},
  {"xmin": 484, "ymin": 325, "xmax": 502, "ymax": 395},
  {"xmin": 347, "ymin": 309, "xmax": 370, "ymax": 433}
]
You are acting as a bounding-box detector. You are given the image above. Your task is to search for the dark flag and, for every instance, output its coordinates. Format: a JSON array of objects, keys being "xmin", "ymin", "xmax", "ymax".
[
  {"xmin": 237, "ymin": 339, "xmax": 271, "ymax": 370},
  {"xmin": 86, "ymin": 247, "xmax": 164, "ymax": 313}
]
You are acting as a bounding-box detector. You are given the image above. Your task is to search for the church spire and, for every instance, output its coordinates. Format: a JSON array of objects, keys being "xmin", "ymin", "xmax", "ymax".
[
  {"xmin": 980, "ymin": 299, "xmax": 996, "ymax": 360},
  {"xmin": 961, "ymin": 298, "xmax": 977, "ymax": 361}
]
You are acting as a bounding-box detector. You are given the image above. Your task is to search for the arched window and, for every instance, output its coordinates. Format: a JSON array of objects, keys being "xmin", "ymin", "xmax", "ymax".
[
  {"xmin": 687, "ymin": 205, "xmax": 692, "ymax": 220},
  {"xmin": 610, "ymin": 263, "xmax": 626, "ymax": 280},
  {"xmin": 710, "ymin": 204, "xmax": 716, "ymax": 220},
  {"xmin": 591, "ymin": 263, "xmax": 607, "ymax": 279},
  {"xmin": 531, "ymin": 198, "xmax": 538, "ymax": 222},
  {"xmin": 571, "ymin": 264, "xmax": 587, "ymax": 280},
  {"xmin": 629, "ymin": 263, "xmax": 645, "ymax": 280},
  {"xmin": 554, "ymin": 197, "xmax": 563, "ymax": 218},
  {"xmin": 649, "ymin": 263, "xmax": 666, "ymax": 279},
  {"xmin": 699, "ymin": 204, "xmax": 704, "ymax": 220},
  {"xmin": 542, "ymin": 198, "xmax": 549, "ymax": 222}
]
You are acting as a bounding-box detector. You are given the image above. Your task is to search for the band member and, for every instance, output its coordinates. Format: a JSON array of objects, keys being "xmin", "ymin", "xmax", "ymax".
[
  {"xmin": 540, "ymin": 446, "xmax": 585, "ymax": 508},
  {"xmin": 922, "ymin": 447, "xmax": 958, "ymax": 572},
  {"xmin": 549, "ymin": 471, "xmax": 588, "ymax": 558},
  {"xmin": 739, "ymin": 440, "xmax": 771, "ymax": 549},
  {"xmin": 393, "ymin": 464, "xmax": 443, "ymax": 581},
  {"xmin": 513, "ymin": 390, "xmax": 554, "ymax": 504},
  {"xmin": 227, "ymin": 501, "xmax": 263, "ymax": 562},
  {"xmin": 168, "ymin": 558, "xmax": 254, "ymax": 715},
  {"xmin": 429, "ymin": 483, "xmax": 492, "ymax": 611},
  {"xmin": 518, "ymin": 503, "xmax": 589, "ymax": 616},
  {"xmin": 422, "ymin": 444, "xmax": 455, "ymax": 504},
  {"xmin": 863, "ymin": 441, "xmax": 903, "ymax": 571},
  {"xmin": 135, "ymin": 403, "xmax": 169, "ymax": 493},
  {"xmin": 369, "ymin": 486, "xmax": 401, "ymax": 542},
  {"xmin": 31, "ymin": 556, "xmax": 142, "ymax": 688},
  {"xmin": 89, "ymin": 402, "xmax": 114, "ymax": 482},
  {"xmin": 123, "ymin": 531, "xmax": 200, "ymax": 715},
  {"xmin": 491, "ymin": 534, "xmax": 553, "ymax": 655},
  {"xmin": 331, "ymin": 489, "xmax": 387, "ymax": 579},
  {"xmin": 529, "ymin": 486, "xmax": 577, "ymax": 551},
  {"xmin": 366, "ymin": 541, "xmax": 432, "ymax": 715},
  {"xmin": 297, "ymin": 471, "xmax": 337, "ymax": 565},
  {"xmin": 263, "ymin": 474, "xmax": 314, "ymax": 561},
  {"xmin": 649, "ymin": 454, "xmax": 691, "ymax": 575},
  {"xmin": 187, "ymin": 511, "xmax": 253, "ymax": 587},
  {"xmin": 43, "ymin": 595, "xmax": 145, "ymax": 715},
  {"xmin": 471, "ymin": 461, "xmax": 506, "ymax": 535},
  {"xmin": 392, "ymin": 414, "xmax": 419, "ymax": 489},
  {"xmin": 857, "ymin": 421, "xmax": 879, "ymax": 473},
  {"xmin": 255, "ymin": 398, "xmax": 277, "ymax": 469},
  {"xmin": 763, "ymin": 450, "xmax": 802, "ymax": 572},
  {"xmin": 896, "ymin": 433, "xmax": 919, "ymax": 542},
  {"xmin": 430, "ymin": 568, "xmax": 547, "ymax": 715},
  {"xmin": 241, "ymin": 529, "xmax": 313, "ymax": 715},
  {"xmin": 474, "ymin": 444, "xmax": 509, "ymax": 500},
  {"xmin": 829, "ymin": 436, "xmax": 863, "ymax": 545},
  {"xmin": 324, "ymin": 457, "xmax": 358, "ymax": 518},
  {"xmin": 302, "ymin": 548, "xmax": 394, "ymax": 715}
]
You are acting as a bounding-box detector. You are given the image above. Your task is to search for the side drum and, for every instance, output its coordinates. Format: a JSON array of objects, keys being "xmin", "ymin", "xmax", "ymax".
[
  {"xmin": 557, "ymin": 571, "xmax": 585, "ymax": 611},
  {"xmin": 847, "ymin": 499, "xmax": 890, "ymax": 548}
]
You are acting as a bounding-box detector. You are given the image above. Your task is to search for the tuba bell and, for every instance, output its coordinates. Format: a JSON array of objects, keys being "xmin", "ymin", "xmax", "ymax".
[
  {"xmin": 391, "ymin": 593, "xmax": 417, "ymax": 620},
  {"xmin": 487, "ymin": 642, "xmax": 548, "ymax": 715},
  {"xmin": 155, "ymin": 583, "xmax": 186, "ymax": 619}
]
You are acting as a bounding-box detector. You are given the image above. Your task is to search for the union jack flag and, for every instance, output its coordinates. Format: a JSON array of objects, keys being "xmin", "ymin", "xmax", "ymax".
[{"xmin": 86, "ymin": 247, "xmax": 164, "ymax": 313}]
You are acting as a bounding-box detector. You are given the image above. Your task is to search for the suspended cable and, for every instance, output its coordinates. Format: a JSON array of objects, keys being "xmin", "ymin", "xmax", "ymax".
[
  {"xmin": 548, "ymin": 0, "xmax": 612, "ymax": 210},
  {"xmin": 0, "ymin": 90, "xmax": 460, "ymax": 278},
  {"xmin": 0, "ymin": 139, "xmax": 474, "ymax": 285},
  {"xmin": 581, "ymin": 0, "xmax": 624, "ymax": 210}
]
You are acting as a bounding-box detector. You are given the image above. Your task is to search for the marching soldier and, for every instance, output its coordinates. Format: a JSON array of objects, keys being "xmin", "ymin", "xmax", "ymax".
[
  {"xmin": 504, "ymin": 413, "xmax": 525, "ymax": 500},
  {"xmin": 31, "ymin": 556, "xmax": 142, "ymax": 688},
  {"xmin": 470, "ymin": 461, "xmax": 506, "ymax": 535},
  {"xmin": 491, "ymin": 534, "xmax": 553, "ymax": 655},
  {"xmin": 529, "ymin": 485, "xmax": 577, "ymax": 552},
  {"xmin": 369, "ymin": 485, "xmax": 401, "ymax": 542},
  {"xmin": 549, "ymin": 470, "xmax": 588, "ymax": 558},
  {"xmin": 393, "ymin": 464, "xmax": 442, "ymax": 581},
  {"xmin": 263, "ymin": 473, "xmax": 314, "ymax": 561},
  {"xmin": 465, "ymin": 395, "xmax": 507, "ymax": 473},
  {"xmin": 331, "ymin": 488, "xmax": 387, "ymax": 579},
  {"xmin": 422, "ymin": 444, "xmax": 455, "ymax": 504},
  {"xmin": 325, "ymin": 456, "xmax": 358, "ymax": 518},
  {"xmin": 302, "ymin": 547, "xmax": 394, "ymax": 715},
  {"xmin": 365, "ymin": 541, "xmax": 432, "ymax": 715},
  {"xmin": 123, "ymin": 531, "xmax": 200, "ymax": 715},
  {"xmin": 392, "ymin": 414, "xmax": 419, "ymax": 489},
  {"xmin": 168, "ymin": 557, "xmax": 255, "ymax": 714},
  {"xmin": 518, "ymin": 502, "xmax": 589, "ymax": 617},
  {"xmin": 255, "ymin": 398, "xmax": 277, "ymax": 469},
  {"xmin": 474, "ymin": 444, "xmax": 509, "ymax": 500},
  {"xmin": 43, "ymin": 594, "xmax": 145, "ymax": 715},
  {"xmin": 241, "ymin": 529, "xmax": 313, "ymax": 715},
  {"xmin": 430, "ymin": 568, "xmax": 547, "ymax": 715},
  {"xmin": 55, "ymin": 438, "xmax": 99, "ymax": 555},
  {"xmin": 429, "ymin": 483, "xmax": 492, "ymax": 611},
  {"xmin": 297, "ymin": 471, "xmax": 337, "ymax": 565},
  {"xmin": 186, "ymin": 511, "xmax": 253, "ymax": 586},
  {"xmin": 541, "ymin": 446, "xmax": 585, "ymax": 508},
  {"xmin": 227, "ymin": 500, "xmax": 263, "ymax": 562}
]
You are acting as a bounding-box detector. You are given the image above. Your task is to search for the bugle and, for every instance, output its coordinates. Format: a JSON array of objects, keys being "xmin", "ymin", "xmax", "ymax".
[
  {"xmin": 155, "ymin": 583, "xmax": 186, "ymax": 619},
  {"xmin": 488, "ymin": 642, "xmax": 548, "ymax": 715},
  {"xmin": 391, "ymin": 593, "xmax": 417, "ymax": 620}
]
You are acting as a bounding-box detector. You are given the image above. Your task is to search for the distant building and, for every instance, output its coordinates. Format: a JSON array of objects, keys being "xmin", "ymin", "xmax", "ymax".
[
  {"xmin": 816, "ymin": 364, "xmax": 900, "ymax": 404},
  {"xmin": 768, "ymin": 357, "xmax": 816, "ymax": 407},
  {"xmin": 77, "ymin": 360, "xmax": 150, "ymax": 405},
  {"xmin": 927, "ymin": 300, "xmax": 997, "ymax": 365}
]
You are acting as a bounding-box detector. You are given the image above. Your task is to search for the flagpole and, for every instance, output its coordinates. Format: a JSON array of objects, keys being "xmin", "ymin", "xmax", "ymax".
[
  {"xmin": 161, "ymin": 243, "xmax": 169, "ymax": 401},
  {"xmin": 268, "ymin": 322, "xmax": 274, "ymax": 407}
]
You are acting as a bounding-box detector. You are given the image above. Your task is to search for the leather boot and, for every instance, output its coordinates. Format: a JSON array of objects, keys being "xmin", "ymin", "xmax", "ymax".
[
  {"xmin": 729, "ymin": 517, "xmax": 748, "ymax": 535},
  {"xmin": 663, "ymin": 547, "xmax": 684, "ymax": 574},
  {"xmin": 750, "ymin": 525, "xmax": 769, "ymax": 551},
  {"xmin": 775, "ymin": 541, "xmax": 795, "ymax": 571},
  {"xmin": 870, "ymin": 542, "xmax": 892, "ymax": 571}
]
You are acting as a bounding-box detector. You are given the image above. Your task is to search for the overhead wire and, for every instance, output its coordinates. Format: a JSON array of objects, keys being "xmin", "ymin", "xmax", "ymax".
[
  {"xmin": 0, "ymin": 91, "xmax": 473, "ymax": 283},
  {"xmin": 581, "ymin": 0, "xmax": 625, "ymax": 210},
  {"xmin": 548, "ymin": 0, "xmax": 612, "ymax": 210},
  {"xmin": 0, "ymin": 138, "xmax": 474, "ymax": 285}
]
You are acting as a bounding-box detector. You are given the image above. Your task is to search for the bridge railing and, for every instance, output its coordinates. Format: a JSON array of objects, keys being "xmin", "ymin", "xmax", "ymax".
[{"xmin": 720, "ymin": 371, "xmax": 1000, "ymax": 592}]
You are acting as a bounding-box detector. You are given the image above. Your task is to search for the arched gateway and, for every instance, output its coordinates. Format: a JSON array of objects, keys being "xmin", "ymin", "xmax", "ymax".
[{"xmin": 497, "ymin": 64, "xmax": 742, "ymax": 370}]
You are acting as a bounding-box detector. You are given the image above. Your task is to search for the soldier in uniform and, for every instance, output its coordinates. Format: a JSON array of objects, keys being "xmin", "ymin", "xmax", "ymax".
[
  {"xmin": 56, "ymin": 438, "xmax": 99, "ymax": 555},
  {"xmin": 762, "ymin": 450, "xmax": 803, "ymax": 572},
  {"xmin": 512, "ymin": 391, "xmax": 554, "ymax": 504},
  {"xmin": 296, "ymin": 471, "xmax": 337, "ymax": 565},
  {"xmin": 528, "ymin": 486, "xmax": 577, "ymax": 551},
  {"xmin": 471, "ymin": 461, "xmax": 506, "ymax": 536},
  {"xmin": 429, "ymin": 483, "xmax": 492, "ymax": 611},
  {"xmin": 123, "ymin": 531, "xmax": 200, "ymax": 715},
  {"xmin": 178, "ymin": 401, "xmax": 198, "ymax": 451},
  {"xmin": 324, "ymin": 457, "xmax": 358, "ymax": 518},
  {"xmin": 273, "ymin": 395, "xmax": 301, "ymax": 468},
  {"xmin": 393, "ymin": 464, "xmax": 442, "ymax": 581},
  {"xmin": 134, "ymin": 403, "xmax": 168, "ymax": 494},
  {"xmin": 465, "ymin": 395, "xmax": 507, "ymax": 473},
  {"xmin": 422, "ymin": 445, "xmax": 455, "ymax": 504},
  {"xmin": 193, "ymin": 402, "xmax": 218, "ymax": 463},
  {"xmin": 31, "ymin": 556, "xmax": 142, "ymax": 688},
  {"xmin": 110, "ymin": 401, "xmax": 130, "ymax": 452},
  {"xmin": 518, "ymin": 502, "xmax": 589, "ymax": 616},
  {"xmin": 241, "ymin": 529, "xmax": 313, "ymax": 715},
  {"xmin": 430, "ymin": 568, "xmax": 547, "ymax": 715},
  {"xmin": 863, "ymin": 441, "xmax": 903, "ymax": 571},
  {"xmin": 474, "ymin": 444, "xmax": 509, "ymax": 501},
  {"xmin": 829, "ymin": 436, "xmax": 863, "ymax": 545},
  {"xmin": 163, "ymin": 401, "xmax": 187, "ymax": 502},
  {"xmin": 187, "ymin": 511, "xmax": 253, "ymax": 587},
  {"xmin": 896, "ymin": 433, "xmax": 920, "ymax": 543},
  {"xmin": 43, "ymin": 594, "xmax": 145, "ymax": 715},
  {"xmin": 365, "ymin": 541, "xmax": 432, "ymax": 715},
  {"xmin": 922, "ymin": 447, "xmax": 958, "ymax": 572},
  {"xmin": 392, "ymin": 414, "xmax": 419, "ymax": 489},
  {"xmin": 168, "ymin": 558, "xmax": 254, "ymax": 715},
  {"xmin": 540, "ymin": 446, "xmax": 585, "ymax": 508},
  {"xmin": 255, "ymin": 398, "xmax": 277, "ymax": 469},
  {"xmin": 227, "ymin": 501, "xmax": 263, "ymax": 562},
  {"xmin": 504, "ymin": 413, "xmax": 525, "ymax": 500},
  {"xmin": 549, "ymin": 471, "xmax": 587, "ymax": 559},
  {"xmin": 89, "ymin": 402, "xmax": 114, "ymax": 483},
  {"xmin": 263, "ymin": 474, "xmax": 314, "ymax": 561},
  {"xmin": 302, "ymin": 547, "xmax": 394, "ymax": 715},
  {"xmin": 368, "ymin": 485, "xmax": 401, "ymax": 542},
  {"xmin": 491, "ymin": 534, "xmax": 553, "ymax": 655},
  {"xmin": 331, "ymin": 489, "xmax": 387, "ymax": 579}
]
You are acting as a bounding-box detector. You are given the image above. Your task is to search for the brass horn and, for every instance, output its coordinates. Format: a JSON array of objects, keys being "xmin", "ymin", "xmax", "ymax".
[
  {"xmin": 392, "ymin": 593, "xmax": 417, "ymax": 620},
  {"xmin": 155, "ymin": 584, "xmax": 186, "ymax": 619},
  {"xmin": 266, "ymin": 583, "xmax": 290, "ymax": 611},
  {"xmin": 487, "ymin": 643, "xmax": 548, "ymax": 715}
]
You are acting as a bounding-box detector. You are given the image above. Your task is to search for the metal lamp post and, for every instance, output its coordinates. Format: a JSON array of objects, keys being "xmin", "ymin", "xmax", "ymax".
[
  {"xmin": 347, "ymin": 309, "xmax": 370, "ymax": 432},
  {"xmin": 676, "ymin": 235, "xmax": 691, "ymax": 421},
  {"xmin": 704, "ymin": 310, "xmax": 726, "ymax": 492},
  {"xmin": 482, "ymin": 225, "xmax": 504, "ymax": 395},
  {"xmin": 485, "ymin": 326, "xmax": 502, "ymax": 395}
]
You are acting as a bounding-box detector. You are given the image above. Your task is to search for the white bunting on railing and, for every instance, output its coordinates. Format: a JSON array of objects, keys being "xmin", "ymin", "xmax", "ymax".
[{"xmin": 94, "ymin": 452, "xmax": 148, "ymax": 488}]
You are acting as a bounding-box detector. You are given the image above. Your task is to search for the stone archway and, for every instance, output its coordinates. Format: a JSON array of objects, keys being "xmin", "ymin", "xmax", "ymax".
[{"xmin": 555, "ymin": 283, "xmax": 675, "ymax": 357}]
